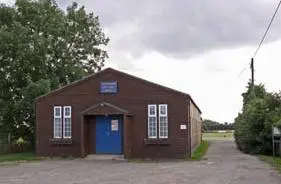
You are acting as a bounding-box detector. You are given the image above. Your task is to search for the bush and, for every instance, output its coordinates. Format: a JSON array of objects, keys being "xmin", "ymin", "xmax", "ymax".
[
  {"xmin": 0, "ymin": 135, "xmax": 31, "ymax": 154},
  {"xmin": 11, "ymin": 137, "xmax": 31, "ymax": 153},
  {"xmin": 234, "ymin": 84, "xmax": 281, "ymax": 155}
]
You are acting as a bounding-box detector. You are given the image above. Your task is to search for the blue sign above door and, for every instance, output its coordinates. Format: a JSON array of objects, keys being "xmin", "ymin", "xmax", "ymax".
[{"xmin": 100, "ymin": 81, "xmax": 118, "ymax": 93}]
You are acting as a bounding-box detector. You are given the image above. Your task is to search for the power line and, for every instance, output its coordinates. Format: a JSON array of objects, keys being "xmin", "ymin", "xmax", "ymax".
[
  {"xmin": 236, "ymin": 62, "xmax": 250, "ymax": 79},
  {"xmin": 236, "ymin": 0, "xmax": 281, "ymax": 79},
  {"xmin": 253, "ymin": 0, "xmax": 281, "ymax": 58}
]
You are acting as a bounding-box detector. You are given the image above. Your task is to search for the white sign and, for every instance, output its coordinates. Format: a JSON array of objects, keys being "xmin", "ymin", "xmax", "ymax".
[
  {"xmin": 180, "ymin": 124, "xmax": 187, "ymax": 130},
  {"xmin": 273, "ymin": 127, "xmax": 281, "ymax": 135},
  {"xmin": 111, "ymin": 120, "xmax": 119, "ymax": 131}
]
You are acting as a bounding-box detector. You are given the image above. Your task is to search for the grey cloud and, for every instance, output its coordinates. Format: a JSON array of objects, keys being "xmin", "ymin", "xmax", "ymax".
[{"xmin": 57, "ymin": 0, "xmax": 281, "ymax": 58}]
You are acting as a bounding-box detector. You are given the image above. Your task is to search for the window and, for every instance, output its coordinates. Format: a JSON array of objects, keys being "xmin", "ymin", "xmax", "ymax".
[
  {"xmin": 63, "ymin": 106, "xmax": 72, "ymax": 138},
  {"xmin": 53, "ymin": 106, "xmax": 72, "ymax": 139},
  {"xmin": 159, "ymin": 104, "xmax": 168, "ymax": 138},
  {"xmin": 147, "ymin": 104, "xmax": 168, "ymax": 139},
  {"xmin": 148, "ymin": 104, "xmax": 157, "ymax": 139},
  {"xmin": 53, "ymin": 106, "xmax": 62, "ymax": 138}
]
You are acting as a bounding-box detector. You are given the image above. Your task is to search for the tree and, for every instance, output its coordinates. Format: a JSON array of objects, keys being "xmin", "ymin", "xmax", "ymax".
[
  {"xmin": 203, "ymin": 119, "xmax": 234, "ymax": 131},
  {"xmin": 15, "ymin": 79, "xmax": 51, "ymax": 148},
  {"xmin": 241, "ymin": 82, "xmax": 267, "ymax": 110},
  {"xmin": 234, "ymin": 83, "xmax": 281, "ymax": 155},
  {"xmin": 203, "ymin": 119, "xmax": 220, "ymax": 130},
  {"xmin": 0, "ymin": 0, "xmax": 109, "ymax": 148}
]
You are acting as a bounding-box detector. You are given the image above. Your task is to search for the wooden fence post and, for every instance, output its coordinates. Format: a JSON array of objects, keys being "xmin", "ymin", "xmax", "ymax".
[
  {"xmin": 279, "ymin": 137, "xmax": 281, "ymax": 157},
  {"xmin": 8, "ymin": 132, "xmax": 11, "ymax": 153},
  {"xmin": 272, "ymin": 127, "xmax": 275, "ymax": 157}
]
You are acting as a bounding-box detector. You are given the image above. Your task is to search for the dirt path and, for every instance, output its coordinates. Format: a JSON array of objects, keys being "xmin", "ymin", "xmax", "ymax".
[
  {"xmin": 0, "ymin": 140, "xmax": 280, "ymax": 184},
  {"xmin": 200, "ymin": 140, "xmax": 281, "ymax": 184}
]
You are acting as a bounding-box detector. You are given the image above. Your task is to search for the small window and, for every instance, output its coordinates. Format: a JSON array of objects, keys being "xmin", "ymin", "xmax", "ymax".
[
  {"xmin": 148, "ymin": 104, "xmax": 157, "ymax": 139},
  {"xmin": 53, "ymin": 106, "xmax": 62, "ymax": 138},
  {"xmin": 148, "ymin": 104, "xmax": 157, "ymax": 116},
  {"xmin": 63, "ymin": 106, "xmax": 72, "ymax": 138},
  {"xmin": 159, "ymin": 104, "xmax": 167, "ymax": 116},
  {"xmin": 159, "ymin": 104, "xmax": 168, "ymax": 138},
  {"xmin": 64, "ymin": 107, "xmax": 71, "ymax": 117},
  {"xmin": 54, "ymin": 107, "xmax": 61, "ymax": 117}
]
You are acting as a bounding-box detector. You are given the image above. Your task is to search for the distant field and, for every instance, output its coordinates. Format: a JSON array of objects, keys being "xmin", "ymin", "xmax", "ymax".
[{"xmin": 203, "ymin": 130, "xmax": 234, "ymax": 141}]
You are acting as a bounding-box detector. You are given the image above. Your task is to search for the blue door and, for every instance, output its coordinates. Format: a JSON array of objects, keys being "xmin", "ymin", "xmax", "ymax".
[{"xmin": 96, "ymin": 115, "xmax": 123, "ymax": 154}]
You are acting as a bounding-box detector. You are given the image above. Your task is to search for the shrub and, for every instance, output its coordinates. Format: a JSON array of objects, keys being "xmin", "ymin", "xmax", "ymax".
[{"xmin": 234, "ymin": 84, "xmax": 281, "ymax": 155}]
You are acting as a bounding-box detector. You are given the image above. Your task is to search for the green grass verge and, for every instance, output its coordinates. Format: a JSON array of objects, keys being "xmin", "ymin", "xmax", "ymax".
[
  {"xmin": 203, "ymin": 132, "xmax": 234, "ymax": 141},
  {"xmin": 204, "ymin": 130, "xmax": 234, "ymax": 133},
  {"xmin": 189, "ymin": 140, "xmax": 209, "ymax": 161},
  {"xmin": 0, "ymin": 152, "xmax": 42, "ymax": 163},
  {"xmin": 259, "ymin": 155, "xmax": 281, "ymax": 172},
  {"xmin": 203, "ymin": 132, "xmax": 233, "ymax": 137}
]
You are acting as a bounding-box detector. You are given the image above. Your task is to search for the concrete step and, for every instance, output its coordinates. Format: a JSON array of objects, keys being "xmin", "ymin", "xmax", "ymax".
[{"xmin": 84, "ymin": 154, "xmax": 126, "ymax": 161}]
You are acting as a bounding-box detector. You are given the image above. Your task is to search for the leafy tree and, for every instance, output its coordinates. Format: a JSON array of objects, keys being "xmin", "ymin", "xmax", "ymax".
[
  {"xmin": 0, "ymin": 0, "xmax": 109, "ymax": 148},
  {"xmin": 241, "ymin": 82, "xmax": 267, "ymax": 106},
  {"xmin": 203, "ymin": 120, "xmax": 220, "ymax": 131},
  {"xmin": 203, "ymin": 119, "xmax": 234, "ymax": 131},
  {"xmin": 234, "ymin": 83, "xmax": 281, "ymax": 155},
  {"xmin": 15, "ymin": 79, "xmax": 51, "ymax": 147}
]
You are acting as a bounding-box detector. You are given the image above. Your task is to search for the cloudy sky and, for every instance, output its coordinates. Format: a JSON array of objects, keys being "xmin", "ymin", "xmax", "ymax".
[{"xmin": 3, "ymin": 0, "xmax": 281, "ymax": 123}]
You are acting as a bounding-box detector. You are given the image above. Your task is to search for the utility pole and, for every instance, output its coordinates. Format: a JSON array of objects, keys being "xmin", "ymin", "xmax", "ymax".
[
  {"xmin": 250, "ymin": 58, "xmax": 256, "ymax": 97},
  {"xmin": 250, "ymin": 58, "xmax": 255, "ymax": 87}
]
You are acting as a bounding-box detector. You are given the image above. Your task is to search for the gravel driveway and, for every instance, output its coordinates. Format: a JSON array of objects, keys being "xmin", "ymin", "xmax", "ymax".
[{"xmin": 0, "ymin": 140, "xmax": 280, "ymax": 184}]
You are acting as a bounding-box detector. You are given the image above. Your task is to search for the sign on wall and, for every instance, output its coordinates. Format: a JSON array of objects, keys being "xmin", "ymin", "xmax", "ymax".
[
  {"xmin": 180, "ymin": 124, "xmax": 187, "ymax": 130},
  {"xmin": 100, "ymin": 81, "xmax": 118, "ymax": 94},
  {"xmin": 111, "ymin": 120, "xmax": 119, "ymax": 131}
]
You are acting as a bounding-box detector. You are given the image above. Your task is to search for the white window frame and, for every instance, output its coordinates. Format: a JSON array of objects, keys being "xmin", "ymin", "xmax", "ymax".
[
  {"xmin": 53, "ymin": 106, "xmax": 62, "ymax": 138},
  {"xmin": 63, "ymin": 106, "xmax": 72, "ymax": 139},
  {"xmin": 159, "ymin": 104, "xmax": 168, "ymax": 139},
  {"xmin": 148, "ymin": 104, "xmax": 157, "ymax": 139}
]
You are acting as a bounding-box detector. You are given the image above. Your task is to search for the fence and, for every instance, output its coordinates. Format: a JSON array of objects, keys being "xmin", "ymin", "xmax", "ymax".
[
  {"xmin": 0, "ymin": 133, "xmax": 33, "ymax": 154},
  {"xmin": 273, "ymin": 127, "xmax": 281, "ymax": 157},
  {"xmin": 0, "ymin": 133, "xmax": 11, "ymax": 154},
  {"xmin": 273, "ymin": 142, "xmax": 281, "ymax": 157}
]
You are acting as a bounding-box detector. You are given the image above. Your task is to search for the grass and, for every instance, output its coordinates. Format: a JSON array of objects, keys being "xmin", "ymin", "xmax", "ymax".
[
  {"xmin": 203, "ymin": 132, "xmax": 233, "ymax": 137},
  {"xmin": 259, "ymin": 155, "xmax": 281, "ymax": 173},
  {"xmin": 189, "ymin": 140, "xmax": 209, "ymax": 161},
  {"xmin": 0, "ymin": 152, "xmax": 42, "ymax": 163},
  {"xmin": 203, "ymin": 131, "xmax": 234, "ymax": 141}
]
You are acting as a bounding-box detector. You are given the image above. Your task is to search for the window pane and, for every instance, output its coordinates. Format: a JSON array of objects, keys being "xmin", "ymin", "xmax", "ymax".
[
  {"xmin": 64, "ymin": 107, "xmax": 71, "ymax": 117},
  {"xmin": 64, "ymin": 117, "xmax": 71, "ymax": 138},
  {"xmin": 159, "ymin": 104, "xmax": 168, "ymax": 138},
  {"xmin": 149, "ymin": 105, "xmax": 156, "ymax": 116},
  {"xmin": 54, "ymin": 107, "xmax": 61, "ymax": 117},
  {"xmin": 148, "ymin": 117, "xmax": 157, "ymax": 138},
  {"xmin": 160, "ymin": 105, "xmax": 166, "ymax": 115},
  {"xmin": 54, "ymin": 117, "xmax": 62, "ymax": 138},
  {"xmin": 159, "ymin": 116, "xmax": 168, "ymax": 138}
]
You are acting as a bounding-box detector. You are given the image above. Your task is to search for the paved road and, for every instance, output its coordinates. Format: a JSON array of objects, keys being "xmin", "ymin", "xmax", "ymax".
[{"xmin": 0, "ymin": 141, "xmax": 280, "ymax": 184}]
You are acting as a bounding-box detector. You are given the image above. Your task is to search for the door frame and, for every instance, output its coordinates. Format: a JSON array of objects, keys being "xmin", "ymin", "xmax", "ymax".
[{"xmin": 80, "ymin": 102, "xmax": 134, "ymax": 158}]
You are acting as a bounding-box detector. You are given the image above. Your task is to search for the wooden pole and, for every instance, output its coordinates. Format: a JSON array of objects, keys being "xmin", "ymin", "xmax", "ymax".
[
  {"xmin": 272, "ymin": 129, "xmax": 275, "ymax": 157},
  {"xmin": 251, "ymin": 58, "xmax": 255, "ymax": 87},
  {"xmin": 8, "ymin": 132, "xmax": 11, "ymax": 153},
  {"xmin": 279, "ymin": 137, "xmax": 281, "ymax": 157}
]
